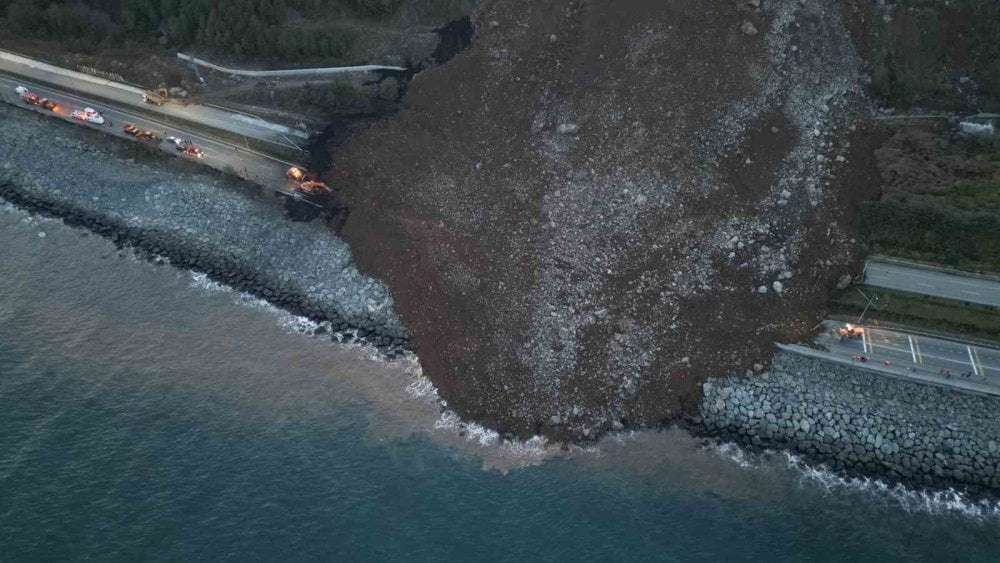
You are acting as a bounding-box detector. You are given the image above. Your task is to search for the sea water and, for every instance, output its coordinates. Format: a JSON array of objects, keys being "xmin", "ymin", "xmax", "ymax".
[{"xmin": 2, "ymin": 202, "xmax": 999, "ymax": 561}]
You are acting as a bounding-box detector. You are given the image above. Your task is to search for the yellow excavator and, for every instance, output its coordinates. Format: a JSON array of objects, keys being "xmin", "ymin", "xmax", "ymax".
[{"xmin": 142, "ymin": 87, "xmax": 169, "ymax": 106}]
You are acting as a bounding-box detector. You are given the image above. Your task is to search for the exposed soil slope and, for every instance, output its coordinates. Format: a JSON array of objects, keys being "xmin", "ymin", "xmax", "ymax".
[{"xmin": 328, "ymin": 0, "xmax": 880, "ymax": 440}]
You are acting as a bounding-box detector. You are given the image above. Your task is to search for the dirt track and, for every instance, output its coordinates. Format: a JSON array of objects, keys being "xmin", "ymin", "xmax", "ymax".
[{"xmin": 327, "ymin": 0, "xmax": 881, "ymax": 440}]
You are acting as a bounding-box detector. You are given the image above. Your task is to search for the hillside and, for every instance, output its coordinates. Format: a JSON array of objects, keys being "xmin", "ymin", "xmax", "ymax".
[{"xmin": 0, "ymin": 0, "xmax": 474, "ymax": 88}]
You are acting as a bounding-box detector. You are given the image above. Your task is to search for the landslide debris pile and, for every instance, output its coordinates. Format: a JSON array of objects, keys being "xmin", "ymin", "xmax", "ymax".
[{"xmin": 329, "ymin": 0, "xmax": 880, "ymax": 440}]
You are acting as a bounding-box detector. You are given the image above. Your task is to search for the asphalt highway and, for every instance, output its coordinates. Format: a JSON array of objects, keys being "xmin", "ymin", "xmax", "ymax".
[
  {"xmin": 816, "ymin": 320, "xmax": 1000, "ymax": 385},
  {"xmin": 0, "ymin": 75, "xmax": 310, "ymax": 202},
  {"xmin": 864, "ymin": 258, "xmax": 1000, "ymax": 307},
  {"xmin": 0, "ymin": 49, "xmax": 309, "ymax": 149}
]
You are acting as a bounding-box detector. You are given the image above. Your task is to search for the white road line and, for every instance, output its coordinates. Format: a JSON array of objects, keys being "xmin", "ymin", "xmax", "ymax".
[
  {"xmin": 870, "ymin": 342, "xmax": 911, "ymax": 354},
  {"xmin": 0, "ymin": 75, "xmax": 297, "ymax": 167},
  {"xmin": 861, "ymin": 329, "xmax": 869, "ymax": 354},
  {"xmin": 961, "ymin": 290, "xmax": 981, "ymax": 296},
  {"xmin": 968, "ymin": 346, "xmax": 980, "ymax": 376},
  {"xmin": 908, "ymin": 336, "xmax": 917, "ymax": 363}
]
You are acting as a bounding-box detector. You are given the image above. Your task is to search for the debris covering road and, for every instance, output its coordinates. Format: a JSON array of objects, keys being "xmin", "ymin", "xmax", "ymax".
[{"xmin": 330, "ymin": 0, "xmax": 882, "ymax": 440}]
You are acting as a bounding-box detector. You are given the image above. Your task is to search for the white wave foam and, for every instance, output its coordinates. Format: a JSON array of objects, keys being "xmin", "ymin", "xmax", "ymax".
[
  {"xmin": 405, "ymin": 373, "xmax": 440, "ymax": 404},
  {"xmin": 708, "ymin": 439, "xmax": 1000, "ymax": 521},
  {"xmin": 183, "ymin": 264, "xmax": 552, "ymax": 465},
  {"xmin": 188, "ymin": 271, "xmax": 227, "ymax": 292},
  {"xmin": 187, "ymin": 272, "xmax": 327, "ymax": 337},
  {"xmin": 711, "ymin": 441, "xmax": 758, "ymax": 469},
  {"xmin": 783, "ymin": 451, "xmax": 1000, "ymax": 521},
  {"xmin": 432, "ymin": 410, "xmax": 551, "ymax": 461}
]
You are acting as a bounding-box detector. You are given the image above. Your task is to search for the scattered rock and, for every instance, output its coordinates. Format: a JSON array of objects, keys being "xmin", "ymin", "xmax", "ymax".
[{"xmin": 740, "ymin": 21, "xmax": 759, "ymax": 36}]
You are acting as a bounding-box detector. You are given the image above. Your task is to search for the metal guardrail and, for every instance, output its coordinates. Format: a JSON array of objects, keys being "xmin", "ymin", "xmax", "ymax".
[{"xmin": 177, "ymin": 52, "xmax": 405, "ymax": 77}]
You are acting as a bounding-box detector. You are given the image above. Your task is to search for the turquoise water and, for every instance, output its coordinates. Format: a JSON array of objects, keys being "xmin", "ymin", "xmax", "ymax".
[{"xmin": 2, "ymin": 203, "xmax": 1000, "ymax": 561}]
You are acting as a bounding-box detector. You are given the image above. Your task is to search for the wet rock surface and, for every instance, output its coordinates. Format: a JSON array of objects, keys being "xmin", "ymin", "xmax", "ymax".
[
  {"xmin": 0, "ymin": 106, "xmax": 406, "ymax": 353},
  {"xmin": 692, "ymin": 353, "xmax": 1000, "ymax": 493}
]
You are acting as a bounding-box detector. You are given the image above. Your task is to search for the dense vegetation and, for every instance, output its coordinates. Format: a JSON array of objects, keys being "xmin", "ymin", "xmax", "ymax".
[
  {"xmin": 868, "ymin": 0, "xmax": 1000, "ymax": 111},
  {"xmin": 863, "ymin": 178, "xmax": 1000, "ymax": 272},
  {"xmin": 1, "ymin": 0, "xmax": 407, "ymax": 62}
]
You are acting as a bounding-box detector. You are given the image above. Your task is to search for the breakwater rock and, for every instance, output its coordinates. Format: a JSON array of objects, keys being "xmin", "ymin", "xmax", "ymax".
[
  {"xmin": 0, "ymin": 106, "xmax": 406, "ymax": 353},
  {"xmin": 691, "ymin": 353, "xmax": 1000, "ymax": 492}
]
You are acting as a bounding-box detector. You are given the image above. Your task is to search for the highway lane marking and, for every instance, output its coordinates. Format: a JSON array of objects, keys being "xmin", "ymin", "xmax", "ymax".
[
  {"xmin": 869, "ymin": 341, "xmax": 911, "ymax": 354},
  {"xmin": 827, "ymin": 335, "xmax": 1000, "ymax": 372},
  {"xmin": 961, "ymin": 290, "xmax": 981, "ymax": 296},
  {"xmin": 1, "ymin": 85, "xmax": 298, "ymax": 197},
  {"xmin": 908, "ymin": 335, "xmax": 917, "ymax": 363},
  {"xmin": 974, "ymin": 347, "xmax": 987, "ymax": 378},
  {"xmin": 858, "ymin": 341, "xmax": 998, "ymax": 371},
  {"xmin": 862, "ymin": 329, "xmax": 869, "ymax": 353},
  {"xmin": 968, "ymin": 346, "xmax": 979, "ymax": 376},
  {"xmin": 0, "ymin": 72, "xmax": 301, "ymax": 163},
  {"xmin": 2, "ymin": 53, "xmax": 307, "ymax": 144}
]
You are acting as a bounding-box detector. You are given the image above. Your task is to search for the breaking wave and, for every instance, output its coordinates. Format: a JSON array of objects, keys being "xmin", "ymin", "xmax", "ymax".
[
  {"xmin": 707, "ymin": 439, "xmax": 1000, "ymax": 521},
  {"xmin": 185, "ymin": 269, "xmax": 555, "ymax": 461},
  {"xmin": 784, "ymin": 452, "xmax": 1000, "ymax": 521}
]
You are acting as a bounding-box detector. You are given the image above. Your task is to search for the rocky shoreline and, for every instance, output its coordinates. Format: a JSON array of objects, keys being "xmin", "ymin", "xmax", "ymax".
[
  {"xmin": 0, "ymin": 106, "xmax": 407, "ymax": 355},
  {"xmin": 689, "ymin": 353, "xmax": 1000, "ymax": 493}
]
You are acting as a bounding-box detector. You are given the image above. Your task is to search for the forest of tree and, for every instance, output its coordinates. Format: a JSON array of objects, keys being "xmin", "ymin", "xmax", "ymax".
[{"xmin": 1, "ymin": 0, "xmax": 405, "ymax": 62}]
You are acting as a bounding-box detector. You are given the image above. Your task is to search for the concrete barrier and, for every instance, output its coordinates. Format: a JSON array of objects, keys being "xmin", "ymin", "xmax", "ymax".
[{"xmin": 776, "ymin": 342, "xmax": 1000, "ymax": 398}]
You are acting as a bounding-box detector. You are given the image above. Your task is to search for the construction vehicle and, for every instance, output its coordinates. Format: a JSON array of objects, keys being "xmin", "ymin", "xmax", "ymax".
[
  {"xmin": 292, "ymin": 180, "xmax": 333, "ymax": 207},
  {"xmin": 286, "ymin": 166, "xmax": 306, "ymax": 181},
  {"xmin": 70, "ymin": 107, "xmax": 105, "ymax": 125},
  {"xmin": 142, "ymin": 87, "xmax": 169, "ymax": 106},
  {"xmin": 295, "ymin": 180, "xmax": 330, "ymax": 195},
  {"xmin": 123, "ymin": 124, "xmax": 159, "ymax": 141},
  {"xmin": 838, "ymin": 323, "xmax": 864, "ymax": 340}
]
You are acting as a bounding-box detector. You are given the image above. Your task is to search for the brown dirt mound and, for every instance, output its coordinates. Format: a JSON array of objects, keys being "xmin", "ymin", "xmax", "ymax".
[
  {"xmin": 327, "ymin": 0, "xmax": 880, "ymax": 440},
  {"xmin": 875, "ymin": 127, "xmax": 995, "ymax": 193}
]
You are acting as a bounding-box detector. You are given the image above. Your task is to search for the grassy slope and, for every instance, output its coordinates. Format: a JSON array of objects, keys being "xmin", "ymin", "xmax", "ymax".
[
  {"xmin": 830, "ymin": 285, "xmax": 1000, "ymax": 341},
  {"xmin": 867, "ymin": 0, "xmax": 1000, "ymax": 111}
]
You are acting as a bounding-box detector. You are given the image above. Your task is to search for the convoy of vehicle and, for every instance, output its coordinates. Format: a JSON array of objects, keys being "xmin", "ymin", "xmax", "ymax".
[
  {"xmin": 123, "ymin": 124, "xmax": 159, "ymax": 141},
  {"xmin": 11, "ymin": 85, "xmax": 338, "ymax": 215},
  {"xmin": 16, "ymin": 86, "xmax": 58, "ymax": 111},
  {"xmin": 14, "ymin": 85, "xmax": 212, "ymax": 160},
  {"xmin": 167, "ymin": 136, "xmax": 205, "ymax": 158},
  {"xmin": 70, "ymin": 107, "xmax": 106, "ymax": 125}
]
